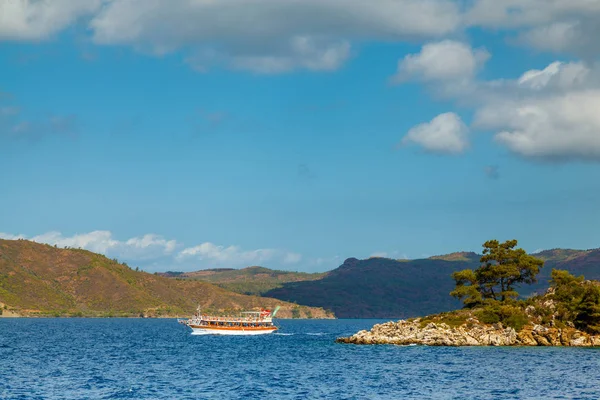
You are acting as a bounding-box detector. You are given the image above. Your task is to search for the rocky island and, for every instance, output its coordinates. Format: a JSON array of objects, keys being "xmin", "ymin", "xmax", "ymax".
[
  {"xmin": 338, "ymin": 239, "xmax": 600, "ymax": 347},
  {"xmin": 336, "ymin": 309, "xmax": 600, "ymax": 347}
]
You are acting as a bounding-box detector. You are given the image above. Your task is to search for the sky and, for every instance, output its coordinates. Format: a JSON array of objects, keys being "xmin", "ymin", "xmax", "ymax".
[{"xmin": 1, "ymin": 0, "xmax": 600, "ymax": 273}]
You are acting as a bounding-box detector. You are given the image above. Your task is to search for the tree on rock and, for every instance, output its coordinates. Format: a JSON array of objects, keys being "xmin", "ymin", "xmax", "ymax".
[
  {"xmin": 450, "ymin": 239, "xmax": 544, "ymax": 306},
  {"xmin": 550, "ymin": 269, "xmax": 600, "ymax": 334}
]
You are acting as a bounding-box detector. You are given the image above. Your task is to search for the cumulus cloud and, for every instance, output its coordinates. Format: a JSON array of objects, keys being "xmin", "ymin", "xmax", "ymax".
[
  {"xmin": 86, "ymin": 0, "xmax": 461, "ymax": 73},
  {"xmin": 90, "ymin": 0, "xmax": 462, "ymax": 73},
  {"xmin": 402, "ymin": 112, "xmax": 470, "ymax": 154},
  {"xmin": 466, "ymin": 60, "xmax": 600, "ymax": 161},
  {"xmin": 0, "ymin": 0, "xmax": 100, "ymax": 41},
  {"xmin": 521, "ymin": 19, "xmax": 600, "ymax": 60},
  {"xmin": 518, "ymin": 21, "xmax": 582, "ymax": 54},
  {"xmin": 90, "ymin": 0, "xmax": 460, "ymax": 45},
  {"xmin": 0, "ymin": 230, "xmax": 178, "ymax": 261},
  {"xmin": 475, "ymin": 90, "xmax": 600, "ymax": 161},
  {"xmin": 465, "ymin": 0, "xmax": 600, "ymax": 29},
  {"xmin": 3, "ymin": 0, "xmax": 600, "ymax": 69},
  {"xmin": 517, "ymin": 61, "xmax": 591, "ymax": 90},
  {"xmin": 309, "ymin": 255, "xmax": 342, "ymax": 268},
  {"xmin": 394, "ymin": 40, "xmax": 490, "ymax": 84},
  {"xmin": 177, "ymin": 242, "xmax": 301, "ymax": 268},
  {"xmin": 393, "ymin": 37, "xmax": 600, "ymax": 162},
  {"xmin": 0, "ymin": 232, "xmax": 26, "ymax": 240},
  {"xmin": 0, "ymin": 230, "xmax": 304, "ymax": 271},
  {"xmin": 466, "ymin": 1, "xmax": 600, "ymax": 58}
]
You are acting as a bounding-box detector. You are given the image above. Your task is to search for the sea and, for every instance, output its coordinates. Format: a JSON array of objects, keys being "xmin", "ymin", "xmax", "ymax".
[{"xmin": 1, "ymin": 318, "xmax": 599, "ymax": 399}]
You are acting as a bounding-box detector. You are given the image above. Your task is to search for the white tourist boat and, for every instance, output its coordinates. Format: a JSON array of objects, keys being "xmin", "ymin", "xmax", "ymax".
[{"xmin": 178, "ymin": 306, "xmax": 280, "ymax": 335}]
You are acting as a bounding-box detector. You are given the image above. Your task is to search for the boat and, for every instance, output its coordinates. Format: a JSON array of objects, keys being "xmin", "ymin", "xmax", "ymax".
[{"xmin": 178, "ymin": 306, "xmax": 280, "ymax": 335}]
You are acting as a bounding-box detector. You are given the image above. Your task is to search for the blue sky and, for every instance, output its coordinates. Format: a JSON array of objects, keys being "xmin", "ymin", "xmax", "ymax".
[{"xmin": 1, "ymin": 1, "xmax": 600, "ymax": 272}]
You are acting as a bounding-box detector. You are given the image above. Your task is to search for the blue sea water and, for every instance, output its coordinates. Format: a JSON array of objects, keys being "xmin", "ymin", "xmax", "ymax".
[{"xmin": 1, "ymin": 319, "xmax": 600, "ymax": 399}]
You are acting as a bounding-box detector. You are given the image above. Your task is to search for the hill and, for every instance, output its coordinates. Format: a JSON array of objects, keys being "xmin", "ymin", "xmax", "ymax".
[
  {"xmin": 260, "ymin": 249, "xmax": 600, "ymax": 318},
  {"xmin": 263, "ymin": 257, "xmax": 471, "ymax": 318},
  {"xmin": 158, "ymin": 266, "xmax": 326, "ymax": 296},
  {"xmin": 0, "ymin": 239, "xmax": 334, "ymax": 319}
]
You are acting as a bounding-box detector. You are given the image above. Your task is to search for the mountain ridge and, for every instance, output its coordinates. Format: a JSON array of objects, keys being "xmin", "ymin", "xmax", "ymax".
[
  {"xmin": 169, "ymin": 247, "xmax": 600, "ymax": 318},
  {"xmin": 0, "ymin": 239, "xmax": 333, "ymax": 319}
]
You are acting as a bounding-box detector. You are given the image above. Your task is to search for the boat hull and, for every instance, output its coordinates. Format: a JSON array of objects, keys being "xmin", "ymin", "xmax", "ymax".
[{"xmin": 190, "ymin": 326, "xmax": 277, "ymax": 336}]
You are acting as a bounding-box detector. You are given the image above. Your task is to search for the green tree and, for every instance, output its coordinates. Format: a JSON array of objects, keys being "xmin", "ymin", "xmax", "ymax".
[
  {"xmin": 451, "ymin": 239, "xmax": 544, "ymax": 305},
  {"xmin": 550, "ymin": 269, "xmax": 600, "ymax": 334},
  {"xmin": 449, "ymin": 269, "xmax": 482, "ymax": 307},
  {"xmin": 574, "ymin": 284, "xmax": 600, "ymax": 334}
]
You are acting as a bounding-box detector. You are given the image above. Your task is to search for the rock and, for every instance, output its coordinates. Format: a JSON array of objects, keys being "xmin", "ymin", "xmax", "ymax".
[
  {"xmin": 335, "ymin": 318, "xmax": 600, "ymax": 347},
  {"xmin": 525, "ymin": 305, "xmax": 536, "ymax": 315},
  {"xmin": 570, "ymin": 335, "xmax": 590, "ymax": 347},
  {"xmin": 517, "ymin": 327, "xmax": 537, "ymax": 346}
]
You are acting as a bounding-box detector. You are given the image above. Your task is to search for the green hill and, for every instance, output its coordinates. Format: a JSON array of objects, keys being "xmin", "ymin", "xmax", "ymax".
[
  {"xmin": 158, "ymin": 266, "xmax": 326, "ymax": 296},
  {"xmin": 0, "ymin": 239, "xmax": 334, "ymax": 319}
]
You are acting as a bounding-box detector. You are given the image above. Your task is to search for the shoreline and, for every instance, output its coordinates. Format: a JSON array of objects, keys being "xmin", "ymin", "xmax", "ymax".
[
  {"xmin": 336, "ymin": 318, "xmax": 600, "ymax": 347},
  {"xmin": 0, "ymin": 315, "xmax": 336, "ymax": 320}
]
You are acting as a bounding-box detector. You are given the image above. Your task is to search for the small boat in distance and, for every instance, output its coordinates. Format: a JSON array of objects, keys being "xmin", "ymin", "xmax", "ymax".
[{"xmin": 178, "ymin": 306, "xmax": 280, "ymax": 335}]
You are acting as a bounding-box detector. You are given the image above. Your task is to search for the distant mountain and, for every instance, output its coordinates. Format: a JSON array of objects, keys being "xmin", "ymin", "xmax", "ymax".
[
  {"xmin": 263, "ymin": 257, "xmax": 472, "ymax": 318},
  {"xmin": 0, "ymin": 239, "xmax": 333, "ymax": 319},
  {"xmin": 428, "ymin": 252, "xmax": 481, "ymax": 263},
  {"xmin": 158, "ymin": 266, "xmax": 326, "ymax": 296},
  {"xmin": 259, "ymin": 248, "xmax": 600, "ymax": 318},
  {"xmin": 529, "ymin": 248, "xmax": 600, "ymax": 293}
]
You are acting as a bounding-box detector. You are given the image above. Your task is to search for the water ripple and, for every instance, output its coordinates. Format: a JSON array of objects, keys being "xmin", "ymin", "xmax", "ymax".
[{"xmin": 1, "ymin": 319, "xmax": 600, "ymax": 399}]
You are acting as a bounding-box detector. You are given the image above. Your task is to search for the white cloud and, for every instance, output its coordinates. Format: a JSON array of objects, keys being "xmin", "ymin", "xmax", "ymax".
[
  {"xmin": 466, "ymin": 1, "xmax": 600, "ymax": 58},
  {"xmin": 0, "ymin": 0, "xmax": 101, "ymax": 41},
  {"xmin": 309, "ymin": 255, "xmax": 341, "ymax": 268},
  {"xmin": 1, "ymin": 230, "xmax": 178, "ymax": 261},
  {"xmin": 393, "ymin": 42, "xmax": 600, "ymax": 162},
  {"xmin": 230, "ymin": 39, "xmax": 351, "ymax": 74},
  {"xmin": 465, "ymin": 0, "xmax": 600, "ymax": 29},
  {"xmin": 465, "ymin": 60, "xmax": 600, "ymax": 161},
  {"xmin": 88, "ymin": 0, "xmax": 461, "ymax": 73},
  {"xmin": 177, "ymin": 242, "xmax": 301, "ymax": 268},
  {"xmin": 475, "ymin": 89, "xmax": 600, "ymax": 161},
  {"xmin": 30, "ymin": 230, "xmax": 118, "ymax": 253},
  {"xmin": 0, "ymin": 232, "xmax": 26, "ymax": 240},
  {"xmin": 283, "ymin": 252, "xmax": 303, "ymax": 264},
  {"xmin": 0, "ymin": 230, "xmax": 305, "ymax": 271},
  {"xmin": 517, "ymin": 61, "xmax": 590, "ymax": 90},
  {"xmin": 2, "ymin": 0, "xmax": 600, "ymax": 69},
  {"xmin": 187, "ymin": 37, "xmax": 351, "ymax": 74},
  {"xmin": 402, "ymin": 112, "xmax": 470, "ymax": 154},
  {"xmin": 517, "ymin": 21, "xmax": 582, "ymax": 54},
  {"xmin": 394, "ymin": 40, "xmax": 490, "ymax": 84},
  {"xmin": 123, "ymin": 234, "xmax": 178, "ymax": 256}
]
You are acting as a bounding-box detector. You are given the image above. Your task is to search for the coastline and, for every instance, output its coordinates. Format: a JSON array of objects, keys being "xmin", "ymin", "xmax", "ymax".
[
  {"xmin": 0, "ymin": 313, "xmax": 335, "ymax": 320},
  {"xmin": 336, "ymin": 318, "xmax": 600, "ymax": 347}
]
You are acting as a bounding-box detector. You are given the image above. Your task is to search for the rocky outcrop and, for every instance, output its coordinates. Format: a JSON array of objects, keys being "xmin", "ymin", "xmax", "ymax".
[{"xmin": 336, "ymin": 319, "xmax": 600, "ymax": 346}]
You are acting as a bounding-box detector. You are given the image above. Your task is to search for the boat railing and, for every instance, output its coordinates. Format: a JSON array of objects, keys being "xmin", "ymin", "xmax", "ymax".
[{"xmin": 188, "ymin": 315, "xmax": 272, "ymax": 323}]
